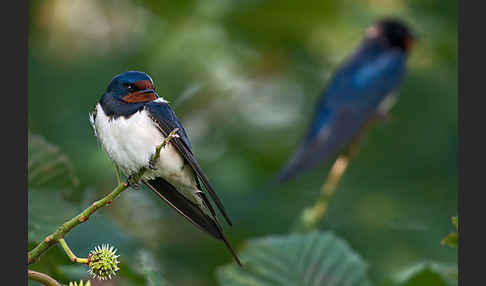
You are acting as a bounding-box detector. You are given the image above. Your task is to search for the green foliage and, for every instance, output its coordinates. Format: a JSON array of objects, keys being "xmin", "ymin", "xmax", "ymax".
[
  {"xmin": 28, "ymin": 132, "xmax": 81, "ymax": 244},
  {"xmin": 28, "ymin": 190, "xmax": 79, "ymax": 244},
  {"xmin": 382, "ymin": 262, "xmax": 457, "ymax": 286},
  {"xmin": 217, "ymin": 231, "xmax": 370, "ymax": 286},
  {"xmin": 144, "ymin": 270, "xmax": 174, "ymax": 286},
  {"xmin": 440, "ymin": 233, "xmax": 458, "ymax": 249},
  {"xmin": 28, "ymin": 132, "xmax": 79, "ymax": 189},
  {"xmin": 451, "ymin": 216, "xmax": 458, "ymax": 230},
  {"xmin": 441, "ymin": 216, "xmax": 458, "ymax": 248},
  {"xmin": 28, "ymin": 131, "xmax": 79, "ymax": 252}
]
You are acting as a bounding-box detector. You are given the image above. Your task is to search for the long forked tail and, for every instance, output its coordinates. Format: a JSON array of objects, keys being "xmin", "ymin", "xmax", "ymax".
[{"xmin": 143, "ymin": 178, "xmax": 242, "ymax": 267}]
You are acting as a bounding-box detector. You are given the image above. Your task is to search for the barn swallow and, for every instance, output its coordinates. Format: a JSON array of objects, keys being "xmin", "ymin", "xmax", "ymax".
[
  {"xmin": 277, "ymin": 19, "xmax": 416, "ymax": 181},
  {"xmin": 90, "ymin": 71, "xmax": 241, "ymax": 266}
]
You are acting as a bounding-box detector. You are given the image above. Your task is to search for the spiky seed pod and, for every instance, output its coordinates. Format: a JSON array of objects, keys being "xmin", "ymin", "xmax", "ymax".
[
  {"xmin": 87, "ymin": 244, "xmax": 120, "ymax": 280},
  {"xmin": 67, "ymin": 280, "xmax": 91, "ymax": 286}
]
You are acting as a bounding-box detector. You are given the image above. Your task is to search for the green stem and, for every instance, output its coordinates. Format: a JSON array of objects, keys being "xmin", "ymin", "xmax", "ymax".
[
  {"xmin": 292, "ymin": 123, "xmax": 371, "ymax": 232},
  {"xmin": 114, "ymin": 163, "xmax": 123, "ymax": 185},
  {"xmin": 28, "ymin": 270, "xmax": 61, "ymax": 286},
  {"xmin": 293, "ymin": 154, "xmax": 352, "ymax": 232},
  {"xmin": 58, "ymin": 238, "xmax": 89, "ymax": 264}
]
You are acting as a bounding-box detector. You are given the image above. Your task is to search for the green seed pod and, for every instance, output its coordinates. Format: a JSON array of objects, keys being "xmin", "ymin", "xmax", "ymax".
[
  {"xmin": 67, "ymin": 280, "xmax": 91, "ymax": 286},
  {"xmin": 87, "ymin": 244, "xmax": 120, "ymax": 280}
]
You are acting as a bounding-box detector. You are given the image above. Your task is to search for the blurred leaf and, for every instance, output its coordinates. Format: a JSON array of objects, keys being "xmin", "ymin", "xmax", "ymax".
[
  {"xmin": 386, "ymin": 262, "xmax": 458, "ymax": 286},
  {"xmin": 136, "ymin": 248, "xmax": 173, "ymax": 286},
  {"xmin": 440, "ymin": 233, "xmax": 458, "ymax": 248},
  {"xmin": 441, "ymin": 216, "xmax": 458, "ymax": 248},
  {"xmin": 217, "ymin": 231, "xmax": 371, "ymax": 286},
  {"xmin": 58, "ymin": 265, "xmax": 90, "ymax": 282},
  {"xmin": 451, "ymin": 216, "xmax": 458, "ymax": 231},
  {"xmin": 28, "ymin": 132, "xmax": 79, "ymax": 189},
  {"xmin": 28, "ymin": 190, "xmax": 79, "ymax": 244},
  {"xmin": 144, "ymin": 270, "xmax": 173, "ymax": 286}
]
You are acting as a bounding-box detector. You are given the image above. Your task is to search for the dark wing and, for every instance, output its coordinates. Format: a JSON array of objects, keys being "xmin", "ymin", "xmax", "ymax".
[
  {"xmin": 144, "ymin": 177, "xmax": 222, "ymax": 238},
  {"xmin": 145, "ymin": 101, "xmax": 233, "ymax": 226},
  {"xmin": 143, "ymin": 177, "xmax": 242, "ymax": 267}
]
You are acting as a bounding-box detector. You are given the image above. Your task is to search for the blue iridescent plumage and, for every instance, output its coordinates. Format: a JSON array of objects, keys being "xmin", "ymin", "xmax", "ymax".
[{"xmin": 277, "ymin": 19, "xmax": 416, "ymax": 181}]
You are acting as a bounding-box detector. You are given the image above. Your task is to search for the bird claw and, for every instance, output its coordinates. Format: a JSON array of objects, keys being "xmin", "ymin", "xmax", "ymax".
[
  {"xmin": 161, "ymin": 128, "xmax": 180, "ymax": 148},
  {"xmin": 150, "ymin": 128, "xmax": 180, "ymax": 172},
  {"xmin": 125, "ymin": 175, "xmax": 140, "ymax": 189},
  {"xmin": 148, "ymin": 159, "xmax": 157, "ymax": 170}
]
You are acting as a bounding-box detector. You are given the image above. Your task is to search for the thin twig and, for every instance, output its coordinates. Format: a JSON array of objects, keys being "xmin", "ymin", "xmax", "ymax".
[
  {"xmin": 114, "ymin": 163, "xmax": 123, "ymax": 185},
  {"xmin": 293, "ymin": 143, "xmax": 359, "ymax": 231},
  {"xmin": 28, "ymin": 270, "xmax": 62, "ymax": 286},
  {"xmin": 58, "ymin": 238, "xmax": 89, "ymax": 264}
]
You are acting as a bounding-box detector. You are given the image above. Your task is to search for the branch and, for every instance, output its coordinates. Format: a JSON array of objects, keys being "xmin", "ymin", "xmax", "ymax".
[
  {"xmin": 292, "ymin": 119, "xmax": 381, "ymax": 232},
  {"xmin": 292, "ymin": 145, "xmax": 358, "ymax": 232},
  {"xmin": 27, "ymin": 128, "xmax": 180, "ymax": 265},
  {"xmin": 28, "ymin": 270, "xmax": 61, "ymax": 286}
]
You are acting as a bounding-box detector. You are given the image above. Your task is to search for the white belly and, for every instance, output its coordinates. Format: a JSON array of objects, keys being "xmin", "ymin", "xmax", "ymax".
[{"xmin": 92, "ymin": 104, "xmax": 196, "ymax": 188}]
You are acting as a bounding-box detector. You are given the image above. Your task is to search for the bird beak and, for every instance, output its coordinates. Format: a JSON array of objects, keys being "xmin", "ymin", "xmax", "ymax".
[
  {"xmin": 122, "ymin": 88, "xmax": 158, "ymax": 103},
  {"xmin": 408, "ymin": 29, "xmax": 419, "ymax": 41},
  {"xmin": 405, "ymin": 31, "xmax": 418, "ymax": 51}
]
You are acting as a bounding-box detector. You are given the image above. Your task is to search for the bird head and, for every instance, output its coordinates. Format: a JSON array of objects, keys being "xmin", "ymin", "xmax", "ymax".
[
  {"xmin": 366, "ymin": 19, "xmax": 417, "ymax": 52},
  {"xmin": 105, "ymin": 71, "xmax": 158, "ymax": 103}
]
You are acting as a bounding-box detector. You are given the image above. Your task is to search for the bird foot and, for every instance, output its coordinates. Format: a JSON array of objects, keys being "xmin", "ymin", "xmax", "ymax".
[
  {"xmin": 148, "ymin": 159, "xmax": 157, "ymax": 170},
  {"xmin": 125, "ymin": 175, "xmax": 141, "ymax": 189},
  {"xmin": 150, "ymin": 128, "xmax": 180, "ymax": 171},
  {"xmin": 161, "ymin": 128, "xmax": 180, "ymax": 148}
]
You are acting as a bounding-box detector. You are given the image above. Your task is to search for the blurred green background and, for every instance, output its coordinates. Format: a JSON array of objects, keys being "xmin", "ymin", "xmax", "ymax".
[{"xmin": 28, "ymin": 0, "xmax": 457, "ymax": 285}]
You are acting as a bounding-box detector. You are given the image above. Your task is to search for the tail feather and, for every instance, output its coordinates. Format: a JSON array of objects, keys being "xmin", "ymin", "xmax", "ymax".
[{"xmin": 143, "ymin": 178, "xmax": 242, "ymax": 267}]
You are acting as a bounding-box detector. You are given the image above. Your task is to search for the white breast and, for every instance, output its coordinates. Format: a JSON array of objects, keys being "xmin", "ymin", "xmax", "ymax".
[{"xmin": 92, "ymin": 104, "xmax": 196, "ymax": 188}]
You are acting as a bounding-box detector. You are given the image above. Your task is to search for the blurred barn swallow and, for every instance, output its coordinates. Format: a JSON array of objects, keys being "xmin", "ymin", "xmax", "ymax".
[
  {"xmin": 90, "ymin": 71, "xmax": 242, "ymax": 266},
  {"xmin": 277, "ymin": 19, "xmax": 416, "ymax": 181}
]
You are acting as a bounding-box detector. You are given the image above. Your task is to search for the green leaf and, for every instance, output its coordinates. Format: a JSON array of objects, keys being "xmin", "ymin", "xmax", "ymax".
[
  {"xmin": 440, "ymin": 233, "xmax": 458, "ymax": 248},
  {"xmin": 217, "ymin": 231, "xmax": 371, "ymax": 286},
  {"xmin": 28, "ymin": 132, "xmax": 79, "ymax": 189},
  {"xmin": 441, "ymin": 216, "xmax": 459, "ymax": 248},
  {"xmin": 28, "ymin": 190, "xmax": 79, "ymax": 244},
  {"xmin": 451, "ymin": 216, "xmax": 458, "ymax": 231},
  {"xmin": 389, "ymin": 262, "xmax": 458, "ymax": 286}
]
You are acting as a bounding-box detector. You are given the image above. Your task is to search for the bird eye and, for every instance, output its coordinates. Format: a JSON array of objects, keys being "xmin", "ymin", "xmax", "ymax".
[{"xmin": 124, "ymin": 83, "xmax": 135, "ymax": 91}]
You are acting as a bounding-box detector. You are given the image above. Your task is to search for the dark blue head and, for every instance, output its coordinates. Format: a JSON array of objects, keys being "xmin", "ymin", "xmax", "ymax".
[
  {"xmin": 366, "ymin": 19, "xmax": 416, "ymax": 53},
  {"xmin": 105, "ymin": 71, "xmax": 158, "ymax": 103}
]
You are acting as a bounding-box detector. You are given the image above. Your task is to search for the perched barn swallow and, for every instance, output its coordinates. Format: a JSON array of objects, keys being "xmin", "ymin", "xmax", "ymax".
[
  {"xmin": 277, "ymin": 19, "xmax": 416, "ymax": 182},
  {"xmin": 90, "ymin": 71, "xmax": 241, "ymax": 266}
]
